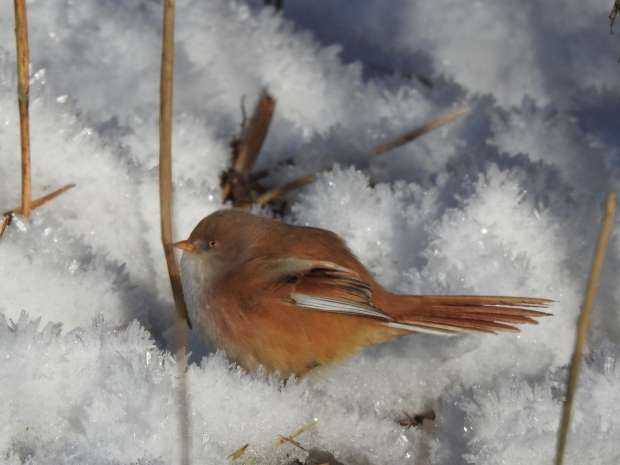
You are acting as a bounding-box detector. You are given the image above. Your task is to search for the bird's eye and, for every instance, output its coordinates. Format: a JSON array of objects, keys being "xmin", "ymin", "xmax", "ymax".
[{"xmin": 207, "ymin": 240, "xmax": 218, "ymax": 249}]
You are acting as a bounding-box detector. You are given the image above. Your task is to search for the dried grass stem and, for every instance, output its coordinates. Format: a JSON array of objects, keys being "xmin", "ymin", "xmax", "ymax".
[
  {"xmin": 158, "ymin": 1, "xmax": 192, "ymax": 464},
  {"xmin": 372, "ymin": 107, "xmax": 467, "ymax": 156},
  {"xmin": 14, "ymin": 0, "xmax": 32, "ymax": 219},
  {"xmin": 554, "ymin": 192, "xmax": 616, "ymax": 465}
]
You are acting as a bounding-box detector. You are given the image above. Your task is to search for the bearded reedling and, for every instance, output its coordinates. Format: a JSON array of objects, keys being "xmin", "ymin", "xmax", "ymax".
[{"xmin": 176, "ymin": 209, "xmax": 551, "ymax": 378}]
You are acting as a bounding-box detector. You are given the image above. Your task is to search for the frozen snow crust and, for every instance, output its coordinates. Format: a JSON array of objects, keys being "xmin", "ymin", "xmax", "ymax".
[{"xmin": 1, "ymin": 1, "xmax": 619, "ymax": 464}]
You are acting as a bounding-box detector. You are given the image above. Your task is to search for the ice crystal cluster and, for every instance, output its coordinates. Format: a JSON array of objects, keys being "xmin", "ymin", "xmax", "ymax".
[{"xmin": 0, "ymin": 1, "xmax": 618, "ymax": 464}]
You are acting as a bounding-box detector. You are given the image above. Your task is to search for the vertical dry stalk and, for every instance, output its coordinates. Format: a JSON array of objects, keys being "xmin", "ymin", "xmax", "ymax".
[
  {"xmin": 159, "ymin": 1, "xmax": 191, "ymax": 464},
  {"xmin": 554, "ymin": 192, "xmax": 616, "ymax": 465},
  {"xmin": 14, "ymin": 0, "xmax": 32, "ymax": 219}
]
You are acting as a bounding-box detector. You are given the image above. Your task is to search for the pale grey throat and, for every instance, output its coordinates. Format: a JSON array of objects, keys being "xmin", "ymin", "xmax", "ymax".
[{"xmin": 180, "ymin": 252, "xmax": 217, "ymax": 329}]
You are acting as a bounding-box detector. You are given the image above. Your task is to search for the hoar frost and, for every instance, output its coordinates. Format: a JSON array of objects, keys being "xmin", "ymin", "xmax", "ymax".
[{"xmin": 0, "ymin": 0, "xmax": 618, "ymax": 464}]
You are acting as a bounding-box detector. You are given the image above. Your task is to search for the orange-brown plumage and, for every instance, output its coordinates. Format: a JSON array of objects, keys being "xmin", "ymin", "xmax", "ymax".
[{"xmin": 178, "ymin": 209, "xmax": 551, "ymax": 378}]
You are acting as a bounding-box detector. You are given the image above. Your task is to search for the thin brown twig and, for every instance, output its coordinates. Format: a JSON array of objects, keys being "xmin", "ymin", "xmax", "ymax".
[
  {"xmin": 222, "ymin": 92, "xmax": 276, "ymax": 203},
  {"xmin": 159, "ymin": 1, "xmax": 192, "ymax": 465},
  {"xmin": 227, "ymin": 420, "xmax": 317, "ymax": 463},
  {"xmin": 554, "ymin": 192, "xmax": 616, "ymax": 465},
  {"xmin": 0, "ymin": 184, "xmax": 76, "ymax": 240},
  {"xmin": 371, "ymin": 107, "xmax": 468, "ymax": 156},
  {"xmin": 0, "ymin": 215, "xmax": 10, "ymax": 239},
  {"xmin": 254, "ymin": 174, "xmax": 316, "ymax": 206},
  {"xmin": 13, "ymin": 0, "xmax": 31, "ymax": 219},
  {"xmin": 227, "ymin": 444, "xmax": 249, "ymax": 461},
  {"xmin": 277, "ymin": 435, "xmax": 307, "ymax": 452},
  {"xmin": 3, "ymin": 183, "xmax": 76, "ymax": 217},
  {"xmin": 274, "ymin": 419, "xmax": 318, "ymax": 448}
]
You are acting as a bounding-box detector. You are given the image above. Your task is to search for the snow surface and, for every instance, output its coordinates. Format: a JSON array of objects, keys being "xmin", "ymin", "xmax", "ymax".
[{"xmin": 1, "ymin": 1, "xmax": 619, "ymax": 464}]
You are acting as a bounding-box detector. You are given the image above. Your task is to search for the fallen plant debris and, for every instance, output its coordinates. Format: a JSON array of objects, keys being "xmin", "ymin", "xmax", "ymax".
[
  {"xmin": 264, "ymin": 0, "xmax": 283, "ymax": 11},
  {"xmin": 278, "ymin": 435, "xmax": 307, "ymax": 452},
  {"xmin": 397, "ymin": 409, "xmax": 436, "ymax": 429},
  {"xmin": 286, "ymin": 449, "xmax": 347, "ymax": 465},
  {"xmin": 228, "ymin": 419, "xmax": 318, "ymax": 462},
  {"xmin": 274, "ymin": 420, "xmax": 318, "ymax": 448},
  {"xmin": 610, "ymin": 0, "xmax": 620, "ymax": 33},
  {"xmin": 220, "ymin": 92, "xmax": 317, "ymax": 214},
  {"xmin": 227, "ymin": 443, "xmax": 249, "ymax": 461},
  {"xmin": 221, "ymin": 92, "xmax": 468, "ymax": 213},
  {"xmin": 222, "ymin": 91, "xmax": 276, "ymax": 206}
]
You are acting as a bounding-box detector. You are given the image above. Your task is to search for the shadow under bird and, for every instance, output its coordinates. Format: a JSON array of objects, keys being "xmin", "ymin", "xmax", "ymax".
[{"xmin": 175, "ymin": 209, "xmax": 551, "ymax": 378}]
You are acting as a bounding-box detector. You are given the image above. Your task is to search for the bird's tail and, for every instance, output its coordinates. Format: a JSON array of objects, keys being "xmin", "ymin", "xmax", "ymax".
[{"xmin": 383, "ymin": 294, "xmax": 552, "ymax": 336}]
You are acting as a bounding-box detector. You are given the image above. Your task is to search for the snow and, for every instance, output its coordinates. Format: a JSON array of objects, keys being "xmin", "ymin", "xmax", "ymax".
[
  {"xmin": 463, "ymin": 344, "xmax": 620, "ymax": 465},
  {"xmin": 1, "ymin": 0, "xmax": 619, "ymax": 464}
]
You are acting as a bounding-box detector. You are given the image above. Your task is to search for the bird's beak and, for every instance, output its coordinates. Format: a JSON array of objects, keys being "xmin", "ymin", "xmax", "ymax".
[{"xmin": 173, "ymin": 239, "xmax": 195, "ymax": 253}]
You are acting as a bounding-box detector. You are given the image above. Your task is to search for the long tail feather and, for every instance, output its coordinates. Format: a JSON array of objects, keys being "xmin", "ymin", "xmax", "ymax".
[{"xmin": 384, "ymin": 294, "xmax": 552, "ymax": 335}]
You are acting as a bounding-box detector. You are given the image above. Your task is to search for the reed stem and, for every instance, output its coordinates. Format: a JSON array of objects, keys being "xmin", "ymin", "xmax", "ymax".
[
  {"xmin": 554, "ymin": 192, "xmax": 616, "ymax": 465},
  {"xmin": 14, "ymin": 0, "xmax": 32, "ymax": 219},
  {"xmin": 159, "ymin": 1, "xmax": 192, "ymax": 464}
]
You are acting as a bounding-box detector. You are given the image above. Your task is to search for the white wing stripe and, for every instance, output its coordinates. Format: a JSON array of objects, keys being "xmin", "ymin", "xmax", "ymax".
[
  {"xmin": 290, "ymin": 293, "xmax": 390, "ymax": 320},
  {"xmin": 384, "ymin": 321, "xmax": 459, "ymax": 336}
]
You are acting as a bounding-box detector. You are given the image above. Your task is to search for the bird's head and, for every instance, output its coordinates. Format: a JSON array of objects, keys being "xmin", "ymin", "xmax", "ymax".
[{"xmin": 174, "ymin": 208, "xmax": 271, "ymax": 282}]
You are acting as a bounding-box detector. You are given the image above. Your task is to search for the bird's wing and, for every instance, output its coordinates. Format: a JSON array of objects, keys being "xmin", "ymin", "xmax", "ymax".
[
  {"xmin": 242, "ymin": 257, "xmax": 467, "ymax": 336},
  {"xmin": 234, "ymin": 257, "xmax": 474, "ymax": 336},
  {"xmin": 257, "ymin": 256, "xmax": 392, "ymax": 321}
]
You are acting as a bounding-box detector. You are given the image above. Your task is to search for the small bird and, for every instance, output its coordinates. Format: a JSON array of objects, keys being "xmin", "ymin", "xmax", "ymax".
[{"xmin": 175, "ymin": 209, "xmax": 550, "ymax": 378}]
